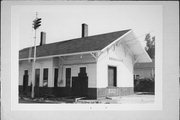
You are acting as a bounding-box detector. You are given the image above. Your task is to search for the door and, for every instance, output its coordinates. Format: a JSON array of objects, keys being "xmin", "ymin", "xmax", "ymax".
[
  {"xmin": 35, "ymin": 69, "xmax": 40, "ymax": 97},
  {"xmin": 54, "ymin": 68, "xmax": 58, "ymax": 87},
  {"xmin": 79, "ymin": 67, "xmax": 88, "ymax": 96},
  {"xmin": 66, "ymin": 68, "xmax": 71, "ymax": 87},
  {"xmin": 23, "ymin": 70, "xmax": 29, "ymax": 95},
  {"xmin": 108, "ymin": 66, "xmax": 117, "ymax": 87}
]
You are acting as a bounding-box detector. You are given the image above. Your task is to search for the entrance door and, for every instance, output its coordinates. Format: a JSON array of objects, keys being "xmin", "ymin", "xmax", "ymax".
[
  {"xmin": 35, "ymin": 69, "xmax": 40, "ymax": 97},
  {"xmin": 65, "ymin": 68, "xmax": 71, "ymax": 96},
  {"xmin": 79, "ymin": 67, "xmax": 88, "ymax": 96},
  {"xmin": 108, "ymin": 66, "xmax": 117, "ymax": 87},
  {"xmin": 23, "ymin": 70, "xmax": 29, "ymax": 95},
  {"xmin": 66, "ymin": 68, "xmax": 71, "ymax": 87},
  {"xmin": 54, "ymin": 68, "xmax": 58, "ymax": 87}
]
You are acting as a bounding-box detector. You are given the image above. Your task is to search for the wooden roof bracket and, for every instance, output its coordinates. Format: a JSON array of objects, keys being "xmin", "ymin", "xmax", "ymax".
[{"xmin": 90, "ymin": 52, "xmax": 99, "ymax": 62}]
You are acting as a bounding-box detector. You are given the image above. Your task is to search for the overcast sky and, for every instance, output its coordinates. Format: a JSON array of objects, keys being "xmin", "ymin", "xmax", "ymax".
[{"xmin": 17, "ymin": 5, "xmax": 162, "ymax": 50}]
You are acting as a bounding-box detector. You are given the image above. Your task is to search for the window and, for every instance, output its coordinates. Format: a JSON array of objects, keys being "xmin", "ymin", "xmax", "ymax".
[
  {"xmin": 23, "ymin": 70, "xmax": 29, "ymax": 92},
  {"xmin": 35, "ymin": 69, "xmax": 40, "ymax": 87},
  {"xmin": 108, "ymin": 66, "xmax": 117, "ymax": 87},
  {"xmin": 43, "ymin": 68, "xmax": 48, "ymax": 87}
]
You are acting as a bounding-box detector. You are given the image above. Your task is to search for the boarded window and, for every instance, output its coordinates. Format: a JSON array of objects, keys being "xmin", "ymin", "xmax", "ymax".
[
  {"xmin": 43, "ymin": 68, "xmax": 48, "ymax": 87},
  {"xmin": 108, "ymin": 66, "xmax": 117, "ymax": 87}
]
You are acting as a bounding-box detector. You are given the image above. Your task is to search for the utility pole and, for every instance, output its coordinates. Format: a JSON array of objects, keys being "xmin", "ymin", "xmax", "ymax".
[{"xmin": 31, "ymin": 12, "xmax": 41, "ymax": 98}]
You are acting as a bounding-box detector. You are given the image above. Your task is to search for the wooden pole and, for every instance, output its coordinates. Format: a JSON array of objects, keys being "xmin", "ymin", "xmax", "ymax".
[{"xmin": 31, "ymin": 12, "xmax": 38, "ymax": 99}]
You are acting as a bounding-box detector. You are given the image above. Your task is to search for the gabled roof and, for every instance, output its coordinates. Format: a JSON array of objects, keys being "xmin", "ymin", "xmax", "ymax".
[
  {"xmin": 119, "ymin": 31, "xmax": 152, "ymax": 63},
  {"xmin": 19, "ymin": 29, "xmax": 131, "ymax": 59}
]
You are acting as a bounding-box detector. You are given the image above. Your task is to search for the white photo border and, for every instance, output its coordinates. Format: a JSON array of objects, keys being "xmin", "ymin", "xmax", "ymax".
[{"xmin": 10, "ymin": 4, "xmax": 163, "ymax": 111}]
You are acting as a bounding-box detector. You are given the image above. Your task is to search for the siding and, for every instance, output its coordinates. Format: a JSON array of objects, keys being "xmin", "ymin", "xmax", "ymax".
[
  {"xmin": 19, "ymin": 58, "xmax": 53, "ymax": 87},
  {"xmin": 61, "ymin": 63, "xmax": 97, "ymax": 88},
  {"xmin": 19, "ymin": 54, "xmax": 97, "ymax": 89},
  {"xmin": 97, "ymin": 43, "xmax": 134, "ymax": 88}
]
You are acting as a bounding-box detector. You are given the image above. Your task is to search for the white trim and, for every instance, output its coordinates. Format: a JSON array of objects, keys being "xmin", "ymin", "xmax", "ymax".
[
  {"xmin": 90, "ymin": 52, "xmax": 97, "ymax": 61},
  {"xmin": 19, "ymin": 50, "xmax": 100, "ymax": 61},
  {"xmin": 101, "ymin": 30, "xmax": 132, "ymax": 52},
  {"xmin": 63, "ymin": 61, "xmax": 96, "ymax": 66}
]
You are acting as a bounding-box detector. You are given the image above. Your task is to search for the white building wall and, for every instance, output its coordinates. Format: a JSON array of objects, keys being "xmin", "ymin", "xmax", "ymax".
[
  {"xmin": 52, "ymin": 54, "xmax": 97, "ymax": 88},
  {"xmin": 35, "ymin": 58, "xmax": 53, "ymax": 87},
  {"xmin": 19, "ymin": 58, "xmax": 54, "ymax": 87},
  {"xmin": 87, "ymin": 64, "xmax": 97, "ymax": 88},
  {"xmin": 97, "ymin": 43, "xmax": 134, "ymax": 88},
  {"xmin": 97, "ymin": 52, "xmax": 108, "ymax": 88},
  {"xmin": 19, "ymin": 54, "xmax": 97, "ymax": 88},
  {"xmin": 117, "ymin": 44, "xmax": 134, "ymax": 87},
  {"xmin": 61, "ymin": 63, "xmax": 97, "ymax": 88},
  {"xmin": 19, "ymin": 61, "xmax": 32, "ymax": 86}
]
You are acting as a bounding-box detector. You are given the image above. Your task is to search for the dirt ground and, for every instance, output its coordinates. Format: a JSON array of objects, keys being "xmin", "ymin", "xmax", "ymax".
[
  {"xmin": 19, "ymin": 92, "xmax": 154, "ymax": 104},
  {"xmin": 76, "ymin": 93, "xmax": 154, "ymax": 104}
]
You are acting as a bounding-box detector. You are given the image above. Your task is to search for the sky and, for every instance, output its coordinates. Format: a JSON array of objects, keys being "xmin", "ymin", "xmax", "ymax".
[{"xmin": 17, "ymin": 5, "xmax": 162, "ymax": 50}]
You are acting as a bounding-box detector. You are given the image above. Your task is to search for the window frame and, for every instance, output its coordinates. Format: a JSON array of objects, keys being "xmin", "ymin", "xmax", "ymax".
[{"xmin": 43, "ymin": 68, "xmax": 49, "ymax": 87}]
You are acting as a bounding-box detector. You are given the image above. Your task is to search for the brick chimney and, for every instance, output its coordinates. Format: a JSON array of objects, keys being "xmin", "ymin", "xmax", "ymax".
[
  {"xmin": 40, "ymin": 31, "xmax": 46, "ymax": 46},
  {"xmin": 82, "ymin": 23, "xmax": 88, "ymax": 37}
]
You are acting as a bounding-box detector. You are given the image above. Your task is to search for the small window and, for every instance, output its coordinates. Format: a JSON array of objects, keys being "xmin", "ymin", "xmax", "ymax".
[{"xmin": 43, "ymin": 68, "xmax": 48, "ymax": 87}]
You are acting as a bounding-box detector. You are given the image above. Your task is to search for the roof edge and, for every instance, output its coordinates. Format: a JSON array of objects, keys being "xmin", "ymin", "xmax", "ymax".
[
  {"xmin": 101, "ymin": 29, "xmax": 132, "ymax": 52},
  {"xmin": 19, "ymin": 50, "xmax": 100, "ymax": 61}
]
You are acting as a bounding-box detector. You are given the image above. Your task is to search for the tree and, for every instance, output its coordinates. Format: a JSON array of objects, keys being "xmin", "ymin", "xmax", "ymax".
[{"xmin": 145, "ymin": 33, "xmax": 155, "ymax": 59}]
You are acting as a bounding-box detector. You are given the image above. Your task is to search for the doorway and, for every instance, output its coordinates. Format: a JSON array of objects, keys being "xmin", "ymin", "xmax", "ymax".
[
  {"xmin": 66, "ymin": 68, "xmax": 71, "ymax": 88},
  {"xmin": 54, "ymin": 68, "xmax": 58, "ymax": 87},
  {"xmin": 108, "ymin": 66, "xmax": 117, "ymax": 87}
]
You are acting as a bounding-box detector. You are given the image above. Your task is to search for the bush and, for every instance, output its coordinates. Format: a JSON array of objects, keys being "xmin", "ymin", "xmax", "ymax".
[{"xmin": 134, "ymin": 78, "xmax": 154, "ymax": 92}]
